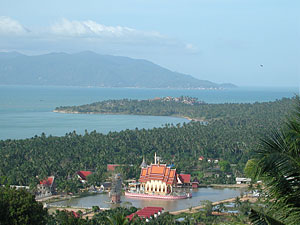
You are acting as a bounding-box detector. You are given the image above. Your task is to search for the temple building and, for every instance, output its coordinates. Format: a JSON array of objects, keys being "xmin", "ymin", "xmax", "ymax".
[
  {"xmin": 77, "ymin": 171, "xmax": 92, "ymax": 183},
  {"xmin": 139, "ymin": 153, "xmax": 177, "ymax": 195},
  {"xmin": 36, "ymin": 176, "xmax": 55, "ymax": 198}
]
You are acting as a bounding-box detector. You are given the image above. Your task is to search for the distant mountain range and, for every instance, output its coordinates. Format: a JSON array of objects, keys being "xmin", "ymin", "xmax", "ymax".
[{"xmin": 0, "ymin": 51, "xmax": 236, "ymax": 89}]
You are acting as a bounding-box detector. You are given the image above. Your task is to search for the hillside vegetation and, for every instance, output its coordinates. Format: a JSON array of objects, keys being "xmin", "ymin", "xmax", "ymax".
[{"xmin": 0, "ymin": 97, "xmax": 293, "ymax": 191}]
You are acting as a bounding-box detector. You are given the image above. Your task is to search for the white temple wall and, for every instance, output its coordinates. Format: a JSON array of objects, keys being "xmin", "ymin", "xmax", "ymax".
[{"xmin": 144, "ymin": 180, "xmax": 168, "ymax": 194}]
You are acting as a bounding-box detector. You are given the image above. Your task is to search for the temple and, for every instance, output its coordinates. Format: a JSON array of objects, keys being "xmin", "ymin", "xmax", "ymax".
[
  {"xmin": 126, "ymin": 153, "xmax": 192, "ymax": 199},
  {"xmin": 139, "ymin": 153, "xmax": 177, "ymax": 195}
]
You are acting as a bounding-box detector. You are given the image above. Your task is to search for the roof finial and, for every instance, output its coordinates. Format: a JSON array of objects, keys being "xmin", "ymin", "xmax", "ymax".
[
  {"xmin": 140, "ymin": 156, "xmax": 147, "ymax": 168},
  {"xmin": 154, "ymin": 152, "xmax": 157, "ymax": 164}
]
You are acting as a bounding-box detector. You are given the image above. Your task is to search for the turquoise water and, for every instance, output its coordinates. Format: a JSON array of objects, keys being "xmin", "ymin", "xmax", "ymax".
[{"xmin": 0, "ymin": 85, "xmax": 298, "ymax": 140}]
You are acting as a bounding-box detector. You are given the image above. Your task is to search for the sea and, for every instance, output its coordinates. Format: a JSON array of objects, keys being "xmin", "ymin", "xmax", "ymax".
[{"xmin": 0, "ymin": 85, "xmax": 298, "ymax": 140}]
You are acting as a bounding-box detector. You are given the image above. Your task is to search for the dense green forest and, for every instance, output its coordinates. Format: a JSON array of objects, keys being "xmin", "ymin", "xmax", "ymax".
[
  {"xmin": 0, "ymin": 97, "xmax": 294, "ymax": 191},
  {"xmin": 55, "ymin": 96, "xmax": 290, "ymax": 122}
]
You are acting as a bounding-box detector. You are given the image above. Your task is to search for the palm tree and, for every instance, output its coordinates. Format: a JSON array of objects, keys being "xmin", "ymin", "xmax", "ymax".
[
  {"xmin": 245, "ymin": 96, "xmax": 300, "ymax": 224},
  {"xmin": 201, "ymin": 200, "xmax": 213, "ymax": 217},
  {"xmin": 218, "ymin": 202, "xmax": 227, "ymax": 213},
  {"xmin": 234, "ymin": 196, "xmax": 242, "ymax": 208},
  {"xmin": 106, "ymin": 212, "xmax": 129, "ymax": 225}
]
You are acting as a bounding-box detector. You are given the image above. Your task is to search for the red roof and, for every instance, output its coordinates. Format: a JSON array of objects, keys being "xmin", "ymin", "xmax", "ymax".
[
  {"xmin": 178, "ymin": 174, "xmax": 191, "ymax": 184},
  {"xmin": 72, "ymin": 211, "xmax": 80, "ymax": 218},
  {"xmin": 39, "ymin": 176, "xmax": 54, "ymax": 186},
  {"xmin": 139, "ymin": 164, "xmax": 177, "ymax": 185},
  {"xmin": 107, "ymin": 164, "xmax": 120, "ymax": 171},
  {"xmin": 143, "ymin": 207, "xmax": 164, "ymax": 213},
  {"xmin": 126, "ymin": 207, "xmax": 164, "ymax": 221},
  {"xmin": 77, "ymin": 171, "xmax": 92, "ymax": 180},
  {"xmin": 126, "ymin": 214, "xmax": 135, "ymax": 220}
]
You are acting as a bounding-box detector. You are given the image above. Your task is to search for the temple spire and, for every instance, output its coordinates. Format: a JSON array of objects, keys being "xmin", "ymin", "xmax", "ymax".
[
  {"xmin": 154, "ymin": 152, "xmax": 157, "ymax": 164},
  {"xmin": 140, "ymin": 156, "xmax": 147, "ymax": 168}
]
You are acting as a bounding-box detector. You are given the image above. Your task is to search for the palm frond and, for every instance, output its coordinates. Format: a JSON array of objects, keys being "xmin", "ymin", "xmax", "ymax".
[
  {"xmin": 247, "ymin": 95, "xmax": 300, "ymax": 224},
  {"xmin": 249, "ymin": 208, "xmax": 284, "ymax": 225}
]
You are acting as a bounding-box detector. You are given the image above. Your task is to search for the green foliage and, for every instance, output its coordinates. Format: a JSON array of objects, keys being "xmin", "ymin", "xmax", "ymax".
[
  {"xmin": 92, "ymin": 206, "xmax": 100, "ymax": 213},
  {"xmin": 55, "ymin": 97, "xmax": 291, "ymax": 124},
  {"xmin": 49, "ymin": 210, "xmax": 89, "ymax": 225},
  {"xmin": 92, "ymin": 207, "xmax": 136, "ymax": 225},
  {"xmin": 87, "ymin": 172, "xmax": 106, "ymax": 186},
  {"xmin": 202, "ymin": 200, "xmax": 213, "ymax": 216},
  {"xmin": 246, "ymin": 96, "xmax": 300, "ymax": 224},
  {"xmin": 244, "ymin": 159, "xmax": 259, "ymax": 180},
  {"xmin": 55, "ymin": 177, "xmax": 83, "ymax": 194},
  {"xmin": 106, "ymin": 212, "xmax": 129, "ymax": 225},
  {"xmin": 249, "ymin": 208, "xmax": 284, "ymax": 225},
  {"xmin": 219, "ymin": 160, "xmax": 230, "ymax": 172},
  {"xmin": 0, "ymin": 187, "xmax": 48, "ymax": 225},
  {"xmin": 114, "ymin": 165, "xmax": 140, "ymax": 181},
  {"xmin": 0, "ymin": 97, "xmax": 293, "ymax": 189}
]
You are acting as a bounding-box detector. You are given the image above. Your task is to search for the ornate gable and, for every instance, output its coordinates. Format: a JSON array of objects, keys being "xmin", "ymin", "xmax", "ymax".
[{"xmin": 139, "ymin": 164, "xmax": 177, "ymax": 186}]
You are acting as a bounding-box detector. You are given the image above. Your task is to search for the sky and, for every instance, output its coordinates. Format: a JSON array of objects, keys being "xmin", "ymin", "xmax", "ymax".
[{"xmin": 0, "ymin": 0, "xmax": 299, "ymax": 87}]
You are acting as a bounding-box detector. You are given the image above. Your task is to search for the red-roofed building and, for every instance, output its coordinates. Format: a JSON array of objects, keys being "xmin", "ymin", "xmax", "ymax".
[
  {"xmin": 126, "ymin": 207, "xmax": 164, "ymax": 222},
  {"xmin": 107, "ymin": 164, "xmax": 120, "ymax": 172},
  {"xmin": 39, "ymin": 176, "xmax": 54, "ymax": 186},
  {"xmin": 178, "ymin": 174, "xmax": 191, "ymax": 185},
  {"xmin": 36, "ymin": 176, "xmax": 55, "ymax": 198},
  {"xmin": 77, "ymin": 171, "xmax": 92, "ymax": 183}
]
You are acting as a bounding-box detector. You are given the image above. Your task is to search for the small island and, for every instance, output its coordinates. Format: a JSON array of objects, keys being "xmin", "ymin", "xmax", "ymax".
[{"xmin": 54, "ymin": 96, "xmax": 293, "ymax": 126}]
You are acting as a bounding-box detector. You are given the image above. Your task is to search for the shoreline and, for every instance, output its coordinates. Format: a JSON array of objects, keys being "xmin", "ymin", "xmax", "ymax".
[
  {"xmin": 209, "ymin": 183, "xmax": 249, "ymax": 188},
  {"xmin": 170, "ymin": 195, "xmax": 257, "ymax": 215},
  {"xmin": 53, "ymin": 110, "xmax": 206, "ymax": 123}
]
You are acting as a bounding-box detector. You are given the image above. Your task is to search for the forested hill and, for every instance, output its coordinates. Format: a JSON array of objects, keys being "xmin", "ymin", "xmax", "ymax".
[
  {"xmin": 0, "ymin": 51, "xmax": 235, "ymax": 89},
  {"xmin": 0, "ymin": 97, "xmax": 294, "ymax": 190}
]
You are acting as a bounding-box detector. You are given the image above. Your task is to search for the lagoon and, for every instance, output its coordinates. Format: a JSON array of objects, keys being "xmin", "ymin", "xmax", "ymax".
[{"xmin": 51, "ymin": 187, "xmax": 244, "ymax": 212}]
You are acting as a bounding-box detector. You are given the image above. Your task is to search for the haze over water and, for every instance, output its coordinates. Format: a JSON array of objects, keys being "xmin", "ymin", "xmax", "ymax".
[{"xmin": 0, "ymin": 85, "xmax": 297, "ymax": 140}]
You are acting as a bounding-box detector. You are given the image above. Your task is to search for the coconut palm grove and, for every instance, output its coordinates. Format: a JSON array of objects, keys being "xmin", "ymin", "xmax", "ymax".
[{"xmin": 1, "ymin": 96, "xmax": 300, "ymax": 224}]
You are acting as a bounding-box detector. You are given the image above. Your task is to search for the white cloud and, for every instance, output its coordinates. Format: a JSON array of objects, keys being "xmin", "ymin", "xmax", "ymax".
[
  {"xmin": 0, "ymin": 18, "xmax": 198, "ymax": 56},
  {"xmin": 50, "ymin": 18, "xmax": 162, "ymax": 39},
  {"xmin": 0, "ymin": 16, "xmax": 29, "ymax": 35}
]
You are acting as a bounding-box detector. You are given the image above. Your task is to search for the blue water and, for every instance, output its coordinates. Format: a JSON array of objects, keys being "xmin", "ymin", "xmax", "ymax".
[{"xmin": 0, "ymin": 85, "xmax": 298, "ymax": 140}]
